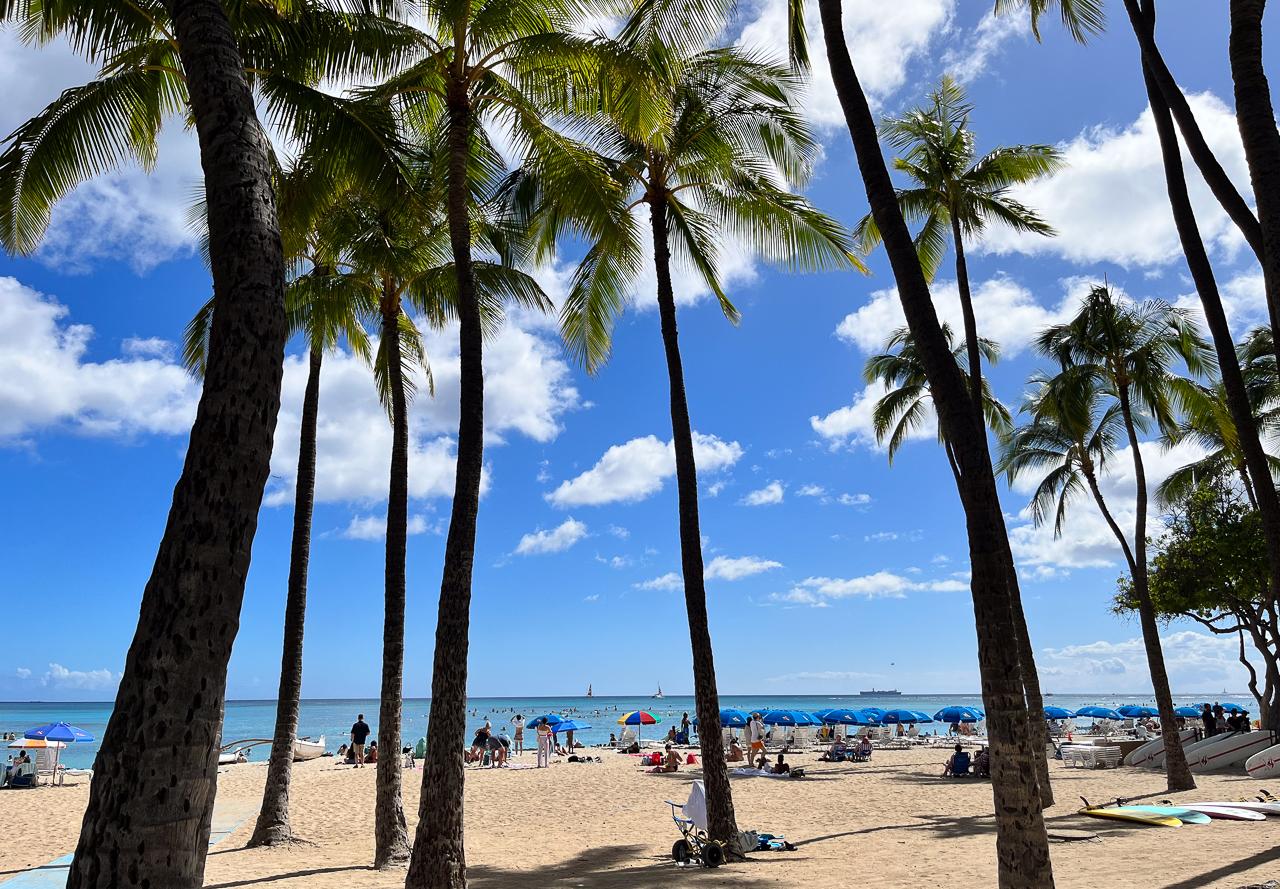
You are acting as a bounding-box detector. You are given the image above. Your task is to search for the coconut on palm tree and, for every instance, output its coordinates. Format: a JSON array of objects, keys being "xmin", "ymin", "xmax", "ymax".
[
  {"xmin": 544, "ymin": 7, "xmax": 857, "ymax": 844},
  {"xmin": 1021, "ymin": 284, "xmax": 1213, "ymax": 791},
  {"xmin": 785, "ymin": 0, "xmax": 1055, "ymax": 881}
]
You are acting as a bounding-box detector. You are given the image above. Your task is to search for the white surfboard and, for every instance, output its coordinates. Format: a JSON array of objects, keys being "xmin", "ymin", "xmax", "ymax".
[
  {"xmin": 1186, "ymin": 731, "xmax": 1276, "ymax": 773},
  {"xmin": 1125, "ymin": 728, "xmax": 1198, "ymax": 768},
  {"xmin": 1245, "ymin": 742, "xmax": 1280, "ymax": 779},
  {"xmin": 1176, "ymin": 804, "xmax": 1266, "ymax": 821},
  {"xmin": 1190, "ymin": 800, "xmax": 1280, "ymax": 816},
  {"xmin": 1154, "ymin": 732, "xmax": 1215, "ymax": 769}
]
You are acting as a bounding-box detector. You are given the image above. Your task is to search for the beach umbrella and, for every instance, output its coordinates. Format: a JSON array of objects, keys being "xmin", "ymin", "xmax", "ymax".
[
  {"xmin": 618, "ymin": 710, "xmax": 661, "ymax": 743},
  {"xmin": 691, "ymin": 709, "xmax": 750, "ymax": 728},
  {"xmin": 760, "ymin": 710, "xmax": 818, "ymax": 727},
  {"xmin": 1043, "ymin": 706, "xmax": 1076, "ymax": 720},
  {"xmin": 551, "ymin": 720, "xmax": 591, "ymax": 734},
  {"xmin": 527, "ymin": 714, "xmax": 565, "ymax": 728},
  {"xmin": 23, "ymin": 722, "xmax": 93, "ymax": 779},
  {"xmin": 6, "ymin": 738, "xmax": 65, "ymax": 749},
  {"xmin": 1174, "ymin": 706, "xmax": 1202, "ymax": 718},
  {"xmin": 860, "ymin": 707, "xmax": 887, "ymax": 719},
  {"xmin": 933, "ymin": 706, "xmax": 983, "ymax": 723},
  {"xmin": 1118, "ymin": 705, "xmax": 1158, "ymax": 719},
  {"xmin": 1074, "ymin": 706, "xmax": 1123, "ymax": 721},
  {"xmin": 882, "ymin": 709, "xmax": 933, "ymax": 724},
  {"xmin": 818, "ymin": 708, "xmax": 876, "ymax": 726},
  {"xmin": 1219, "ymin": 702, "xmax": 1248, "ymax": 714}
]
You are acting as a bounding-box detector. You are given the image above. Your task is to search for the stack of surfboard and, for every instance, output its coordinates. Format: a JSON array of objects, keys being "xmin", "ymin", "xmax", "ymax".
[
  {"xmin": 1124, "ymin": 730, "xmax": 1277, "ymax": 773},
  {"xmin": 1080, "ymin": 799, "xmax": 1280, "ymax": 826}
]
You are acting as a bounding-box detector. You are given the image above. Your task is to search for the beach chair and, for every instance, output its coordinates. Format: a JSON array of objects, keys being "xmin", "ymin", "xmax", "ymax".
[
  {"xmin": 34, "ymin": 748, "xmax": 62, "ymax": 785},
  {"xmin": 618, "ymin": 727, "xmax": 639, "ymax": 748},
  {"xmin": 3, "ymin": 762, "xmax": 37, "ymax": 788}
]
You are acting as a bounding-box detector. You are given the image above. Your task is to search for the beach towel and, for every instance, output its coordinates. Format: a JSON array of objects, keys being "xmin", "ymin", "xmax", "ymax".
[
  {"xmin": 684, "ymin": 780, "xmax": 708, "ymax": 831},
  {"xmin": 732, "ymin": 767, "xmax": 804, "ymax": 779}
]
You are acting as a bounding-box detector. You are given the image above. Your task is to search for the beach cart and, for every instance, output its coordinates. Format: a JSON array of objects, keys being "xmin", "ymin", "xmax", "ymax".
[{"xmin": 665, "ymin": 780, "xmax": 725, "ymax": 867}]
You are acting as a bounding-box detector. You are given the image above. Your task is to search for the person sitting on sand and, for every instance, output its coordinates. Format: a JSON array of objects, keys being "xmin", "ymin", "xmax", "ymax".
[
  {"xmin": 365, "ymin": 741, "xmax": 378, "ymax": 764},
  {"xmin": 943, "ymin": 743, "xmax": 970, "ymax": 777},
  {"xmin": 819, "ymin": 738, "xmax": 847, "ymax": 762},
  {"xmin": 608, "ymin": 732, "xmax": 617, "ymax": 746},
  {"xmin": 773, "ymin": 753, "xmax": 790, "ymax": 775},
  {"xmin": 653, "ymin": 744, "xmax": 680, "ymax": 773},
  {"xmin": 857, "ymin": 737, "xmax": 873, "ymax": 758},
  {"xmin": 727, "ymin": 737, "xmax": 745, "ymax": 762},
  {"xmin": 344, "ymin": 745, "xmax": 358, "ymax": 765},
  {"xmin": 666, "ymin": 726, "xmax": 677, "ymax": 744},
  {"xmin": 336, "ymin": 743, "xmax": 348, "ymax": 759},
  {"xmin": 754, "ymin": 753, "xmax": 770, "ymax": 772},
  {"xmin": 973, "ymin": 746, "xmax": 990, "ymax": 778}
]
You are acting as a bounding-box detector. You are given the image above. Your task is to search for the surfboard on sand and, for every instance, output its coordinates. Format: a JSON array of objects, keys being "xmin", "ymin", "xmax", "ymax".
[
  {"xmin": 1078, "ymin": 800, "xmax": 1182, "ymax": 827},
  {"xmin": 1175, "ymin": 804, "xmax": 1266, "ymax": 821},
  {"xmin": 1125, "ymin": 728, "xmax": 1198, "ymax": 768},
  {"xmin": 1181, "ymin": 800, "xmax": 1280, "ymax": 816},
  {"xmin": 1115, "ymin": 806, "xmax": 1211, "ymax": 825},
  {"xmin": 1245, "ymin": 742, "xmax": 1280, "ymax": 779},
  {"xmin": 1186, "ymin": 732, "xmax": 1277, "ymax": 773}
]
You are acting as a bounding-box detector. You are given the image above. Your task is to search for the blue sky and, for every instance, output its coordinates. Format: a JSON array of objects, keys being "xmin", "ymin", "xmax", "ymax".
[{"xmin": 0, "ymin": 4, "xmax": 1267, "ymax": 701}]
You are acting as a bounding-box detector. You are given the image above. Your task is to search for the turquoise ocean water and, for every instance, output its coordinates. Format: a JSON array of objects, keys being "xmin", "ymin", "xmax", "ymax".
[{"xmin": 0, "ymin": 692, "xmax": 1251, "ymax": 769}]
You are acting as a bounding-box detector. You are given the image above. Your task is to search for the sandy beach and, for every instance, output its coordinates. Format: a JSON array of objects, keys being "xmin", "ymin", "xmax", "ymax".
[{"xmin": 3, "ymin": 745, "xmax": 1278, "ymax": 887}]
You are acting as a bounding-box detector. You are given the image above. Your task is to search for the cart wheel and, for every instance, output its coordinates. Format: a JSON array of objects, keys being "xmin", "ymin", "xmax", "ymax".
[
  {"xmin": 701, "ymin": 842, "xmax": 725, "ymax": 868},
  {"xmin": 671, "ymin": 839, "xmax": 692, "ymax": 864}
]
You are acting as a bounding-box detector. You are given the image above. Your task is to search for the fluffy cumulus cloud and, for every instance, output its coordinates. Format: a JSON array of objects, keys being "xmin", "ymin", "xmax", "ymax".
[
  {"xmin": 1038, "ymin": 630, "xmax": 1247, "ymax": 692},
  {"xmin": 41, "ymin": 663, "xmax": 118, "ymax": 691},
  {"xmin": 773, "ymin": 571, "xmax": 966, "ymax": 606},
  {"xmin": 1007, "ymin": 439, "xmax": 1210, "ymax": 573},
  {"xmin": 740, "ymin": 480, "xmax": 784, "ymax": 506},
  {"xmin": 0, "ymin": 278, "xmax": 199, "ymax": 442},
  {"xmin": 735, "ymin": 0, "xmax": 954, "ymax": 128},
  {"xmin": 636, "ymin": 554, "xmax": 782, "ymax": 589},
  {"xmin": 514, "ymin": 517, "xmax": 589, "ymax": 556},
  {"xmin": 636, "ymin": 572, "xmax": 683, "ymax": 591},
  {"xmin": 547, "ymin": 432, "xmax": 742, "ymax": 507},
  {"xmin": 980, "ymin": 92, "xmax": 1254, "ymax": 268},
  {"xmin": 265, "ymin": 320, "xmax": 579, "ymax": 507}
]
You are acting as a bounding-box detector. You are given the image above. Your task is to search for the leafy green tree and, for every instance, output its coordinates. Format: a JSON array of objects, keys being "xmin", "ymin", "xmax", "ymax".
[
  {"xmin": 550, "ymin": 6, "xmax": 857, "ymax": 844},
  {"xmin": 783, "ymin": 0, "xmax": 1057, "ymax": 879},
  {"xmin": 865, "ymin": 323, "xmax": 1010, "ymax": 482},
  {"xmin": 854, "ymin": 76, "xmax": 1060, "ymax": 398},
  {"xmin": 1027, "ymin": 283, "xmax": 1213, "ymax": 791},
  {"xmin": 1118, "ymin": 479, "xmax": 1280, "ymax": 730}
]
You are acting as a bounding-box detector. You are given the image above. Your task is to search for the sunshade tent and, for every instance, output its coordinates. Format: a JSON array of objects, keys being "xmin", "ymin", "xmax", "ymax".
[
  {"xmin": 23, "ymin": 722, "xmax": 94, "ymax": 780},
  {"xmin": 1075, "ymin": 706, "xmax": 1123, "ymax": 721},
  {"xmin": 1043, "ymin": 706, "xmax": 1076, "ymax": 720},
  {"xmin": 933, "ymin": 706, "xmax": 983, "ymax": 723}
]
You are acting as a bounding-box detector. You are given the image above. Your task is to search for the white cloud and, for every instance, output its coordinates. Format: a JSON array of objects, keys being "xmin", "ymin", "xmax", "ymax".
[
  {"xmin": 837, "ymin": 492, "xmax": 872, "ymax": 507},
  {"xmin": 0, "ymin": 278, "xmax": 199, "ymax": 442},
  {"xmin": 736, "ymin": 0, "xmax": 954, "ymax": 128},
  {"xmin": 942, "ymin": 11, "xmax": 1024, "ymax": 83},
  {"xmin": 1007, "ymin": 439, "xmax": 1210, "ymax": 572},
  {"xmin": 265, "ymin": 319, "xmax": 578, "ymax": 507},
  {"xmin": 706, "ymin": 480, "xmax": 728, "ymax": 497},
  {"xmin": 636, "ymin": 572, "xmax": 683, "ymax": 591},
  {"xmin": 547, "ymin": 432, "xmax": 743, "ymax": 507},
  {"xmin": 14, "ymin": 668, "xmax": 31, "ymax": 680},
  {"xmin": 583, "ymin": 594, "xmax": 600, "ymax": 602},
  {"xmin": 797, "ymin": 484, "xmax": 826, "ymax": 497},
  {"xmin": 774, "ymin": 571, "xmax": 966, "ymax": 606},
  {"xmin": 705, "ymin": 555, "xmax": 783, "ymax": 580},
  {"xmin": 740, "ymin": 480, "xmax": 784, "ymax": 506},
  {"xmin": 608, "ymin": 525, "xmax": 630, "ymax": 539},
  {"xmin": 980, "ymin": 92, "xmax": 1254, "ymax": 268},
  {"xmin": 42, "ymin": 663, "xmax": 118, "ymax": 691},
  {"xmin": 1039, "ymin": 630, "xmax": 1248, "ymax": 692},
  {"xmin": 340, "ymin": 513, "xmax": 437, "ymax": 540},
  {"xmin": 514, "ymin": 517, "xmax": 588, "ymax": 556}
]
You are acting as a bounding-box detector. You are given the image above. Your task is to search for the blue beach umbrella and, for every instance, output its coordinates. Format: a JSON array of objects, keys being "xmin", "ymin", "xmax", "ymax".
[
  {"xmin": 1043, "ymin": 706, "xmax": 1076, "ymax": 720},
  {"xmin": 1075, "ymin": 705, "xmax": 1123, "ymax": 721},
  {"xmin": 1174, "ymin": 706, "xmax": 1202, "ymax": 718},
  {"xmin": 881, "ymin": 709, "xmax": 931, "ymax": 724},
  {"xmin": 1221, "ymin": 702, "xmax": 1248, "ymax": 714},
  {"xmin": 933, "ymin": 706, "xmax": 983, "ymax": 723},
  {"xmin": 860, "ymin": 707, "xmax": 887, "ymax": 719},
  {"xmin": 551, "ymin": 720, "xmax": 591, "ymax": 734},
  {"xmin": 819, "ymin": 708, "xmax": 877, "ymax": 726},
  {"xmin": 691, "ymin": 709, "xmax": 750, "ymax": 728},
  {"xmin": 761, "ymin": 710, "xmax": 818, "ymax": 727},
  {"xmin": 24, "ymin": 722, "xmax": 94, "ymax": 744},
  {"xmin": 1118, "ymin": 705, "xmax": 1158, "ymax": 719},
  {"xmin": 527, "ymin": 714, "xmax": 564, "ymax": 728}
]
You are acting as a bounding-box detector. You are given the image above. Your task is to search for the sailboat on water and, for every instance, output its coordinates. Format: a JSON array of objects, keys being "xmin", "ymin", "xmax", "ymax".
[
  {"xmin": 652, "ymin": 683, "xmax": 664, "ymax": 699},
  {"xmin": 586, "ymin": 684, "xmax": 593, "ymax": 697}
]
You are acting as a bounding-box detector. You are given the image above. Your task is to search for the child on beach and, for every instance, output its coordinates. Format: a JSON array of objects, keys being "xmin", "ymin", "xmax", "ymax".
[{"xmin": 512, "ymin": 715, "xmax": 525, "ymax": 755}]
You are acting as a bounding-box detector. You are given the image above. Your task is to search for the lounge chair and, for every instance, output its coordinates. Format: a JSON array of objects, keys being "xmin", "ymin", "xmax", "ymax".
[
  {"xmin": 944, "ymin": 750, "xmax": 971, "ymax": 777},
  {"xmin": 3, "ymin": 762, "xmax": 37, "ymax": 788}
]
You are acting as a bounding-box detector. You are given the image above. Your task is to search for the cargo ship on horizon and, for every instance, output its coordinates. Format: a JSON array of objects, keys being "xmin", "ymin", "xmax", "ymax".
[{"xmin": 859, "ymin": 688, "xmax": 902, "ymax": 696}]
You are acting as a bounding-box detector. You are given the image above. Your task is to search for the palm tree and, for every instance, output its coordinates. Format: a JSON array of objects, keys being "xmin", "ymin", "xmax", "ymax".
[
  {"xmin": 853, "ymin": 76, "xmax": 1061, "ymax": 399},
  {"xmin": 0, "ymin": 0, "xmax": 292, "ymax": 885},
  {"xmin": 1028, "ymin": 284, "xmax": 1213, "ymax": 791},
  {"xmin": 373, "ymin": 4, "xmax": 626, "ymax": 884},
  {"xmin": 785, "ymin": 0, "xmax": 1055, "ymax": 881},
  {"xmin": 864, "ymin": 324, "xmax": 1010, "ymax": 482},
  {"xmin": 549, "ymin": 9, "xmax": 857, "ymax": 844},
  {"xmin": 0, "ymin": 0, "xmax": 418, "ymax": 255}
]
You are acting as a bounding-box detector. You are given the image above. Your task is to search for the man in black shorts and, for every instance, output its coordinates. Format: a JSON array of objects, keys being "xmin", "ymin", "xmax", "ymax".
[{"xmin": 351, "ymin": 713, "xmax": 371, "ymax": 767}]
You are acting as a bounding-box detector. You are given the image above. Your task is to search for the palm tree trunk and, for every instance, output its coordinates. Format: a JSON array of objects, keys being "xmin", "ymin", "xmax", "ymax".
[
  {"xmin": 1119, "ymin": 0, "xmax": 1266, "ymax": 259},
  {"xmin": 66, "ymin": 2, "xmax": 286, "ymax": 886},
  {"xmin": 817, "ymin": 2, "xmax": 1052, "ymax": 884},
  {"xmin": 649, "ymin": 195, "xmax": 738, "ymax": 848},
  {"xmin": 249, "ymin": 345, "xmax": 322, "ymax": 847},
  {"xmin": 405, "ymin": 81, "xmax": 482, "ymax": 889},
  {"xmin": 1116, "ymin": 382, "xmax": 1196, "ymax": 792},
  {"xmin": 954, "ymin": 222, "xmax": 1052, "ymax": 808},
  {"xmin": 375, "ymin": 291, "xmax": 410, "ymax": 868},
  {"xmin": 1142, "ymin": 53, "xmax": 1280, "ymax": 641},
  {"xmin": 1228, "ymin": 0, "xmax": 1280, "ymax": 367}
]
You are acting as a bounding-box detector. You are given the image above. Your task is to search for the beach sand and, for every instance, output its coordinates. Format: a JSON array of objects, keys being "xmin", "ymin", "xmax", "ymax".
[{"xmin": 2, "ymin": 746, "xmax": 1278, "ymax": 887}]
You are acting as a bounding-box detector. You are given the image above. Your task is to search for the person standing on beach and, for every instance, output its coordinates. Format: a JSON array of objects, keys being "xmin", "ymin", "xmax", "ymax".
[
  {"xmin": 512, "ymin": 714, "xmax": 525, "ymax": 756},
  {"xmin": 747, "ymin": 712, "xmax": 765, "ymax": 760},
  {"xmin": 536, "ymin": 719, "xmax": 553, "ymax": 768},
  {"xmin": 350, "ymin": 713, "xmax": 371, "ymax": 767},
  {"xmin": 1201, "ymin": 704, "xmax": 1216, "ymax": 738}
]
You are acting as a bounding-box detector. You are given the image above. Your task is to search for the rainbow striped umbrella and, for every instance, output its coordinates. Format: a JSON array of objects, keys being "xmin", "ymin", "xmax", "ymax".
[{"xmin": 617, "ymin": 710, "xmax": 661, "ymax": 743}]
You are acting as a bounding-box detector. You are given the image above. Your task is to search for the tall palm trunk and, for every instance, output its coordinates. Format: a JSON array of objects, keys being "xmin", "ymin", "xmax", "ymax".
[
  {"xmin": 405, "ymin": 82, "xmax": 483, "ymax": 889},
  {"xmin": 953, "ymin": 219, "xmax": 1053, "ymax": 808},
  {"xmin": 375, "ymin": 289, "xmax": 411, "ymax": 868},
  {"xmin": 1142, "ymin": 49, "xmax": 1280, "ymax": 732},
  {"xmin": 1228, "ymin": 0, "xmax": 1280, "ymax": 366},
  {"xmin": 1116, "ymin": 382, "xmax": 1196, "ymax": 791},
  {"xmin": 817, "ymin": 2, "xmax": 1052, "ymax": 885},
  {"xmin": 649, "ymin": 195, "xmax": 738, "ymax": 847},
  {"xmin": 250, "ymin": 345, "xmax": 322, "ymax": 847},
  {"xmin": 66, "ymin": 1, "xmax": 286, "ymax": 886}
]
